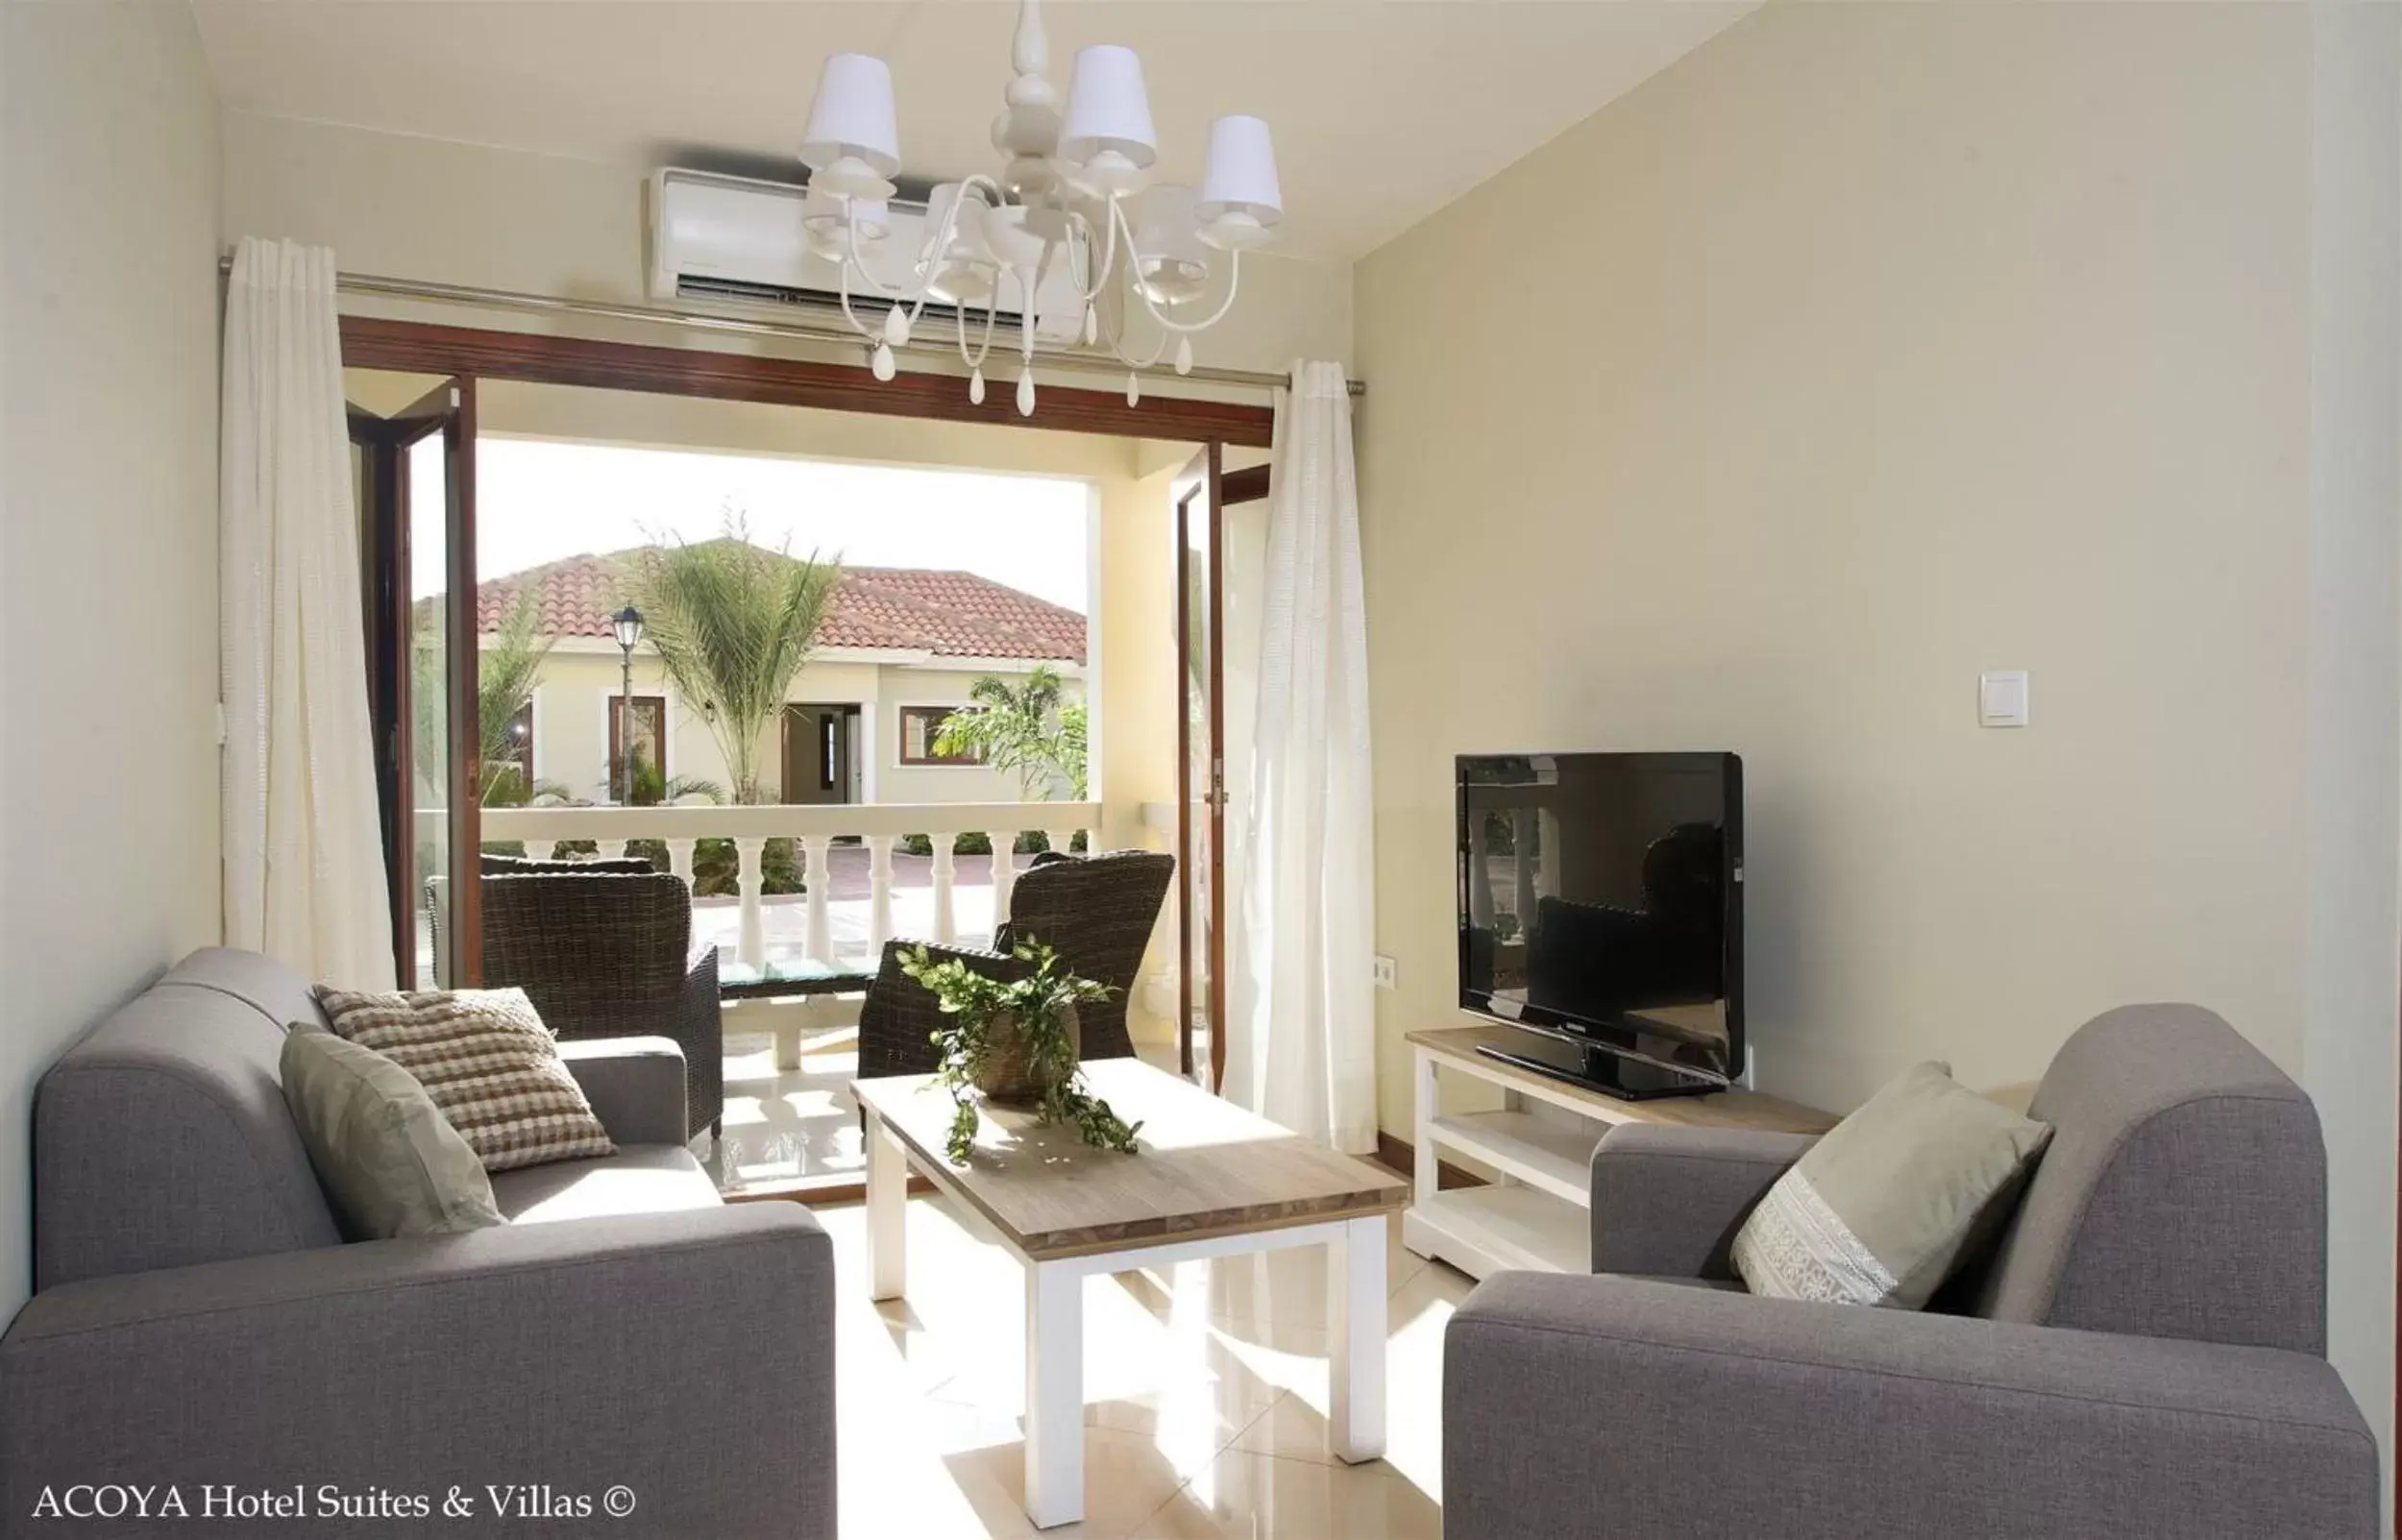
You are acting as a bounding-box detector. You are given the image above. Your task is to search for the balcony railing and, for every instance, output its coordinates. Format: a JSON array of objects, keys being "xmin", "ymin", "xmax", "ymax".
[{"xmin": 474, "ymin": 801, "xmax": 1104, "ymax": 968}]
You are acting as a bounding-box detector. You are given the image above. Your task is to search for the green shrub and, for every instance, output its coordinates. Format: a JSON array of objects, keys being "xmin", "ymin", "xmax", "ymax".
[{"xmin": 689, "ymin": 836, "xmax": 802, "ymax": 897}]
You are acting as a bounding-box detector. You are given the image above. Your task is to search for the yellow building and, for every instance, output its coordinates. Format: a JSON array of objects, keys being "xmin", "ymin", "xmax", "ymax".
[{"xmin": 480, "ymin": 545, "xmax": 1088, "ymax": 808}]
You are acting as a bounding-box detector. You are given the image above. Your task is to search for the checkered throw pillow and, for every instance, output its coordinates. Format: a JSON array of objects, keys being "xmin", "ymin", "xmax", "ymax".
[{"xmin": 311, "ymin": 986, "xmax": 617, "ymax": 1173}]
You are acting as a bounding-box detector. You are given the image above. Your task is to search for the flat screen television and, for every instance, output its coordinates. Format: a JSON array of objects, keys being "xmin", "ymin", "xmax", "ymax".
[{"xmin": 1457, "ymin": 752, "xmax": 1743, "ymax": 1099}]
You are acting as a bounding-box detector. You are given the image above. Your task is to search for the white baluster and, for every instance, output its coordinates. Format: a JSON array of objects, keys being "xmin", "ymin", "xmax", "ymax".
[
  {"xmin": 989, "ymin": 832, "xmax": 1017, "ymax": 925},
  {"xmin": 803, "ymin": 836, "xmax": 834, "ymax": 964},
  {"xmin": 527, "ymin": 840, "xmax": 556, "ymax": 861},
  {"xmin": 865, "ymin": 834, "xmax": 895, "ymax": 951},
  {"xmin": 735, "ymin": 837, "xmax": 767, "ymax": 967},
  {"xmin": 1049, "ymin": 830, "xmax": 1078, "ymax": 862},
  {"xmin": 599, "ymin": 839, "xmax": 629, "ymax": 862},
  {"xmin": 665, "ymin": 839, "xmax": 697, "ymax": 887},
  {"xmin": 932, "ymin": 835, "xmax": 957, "ymax": 944}
]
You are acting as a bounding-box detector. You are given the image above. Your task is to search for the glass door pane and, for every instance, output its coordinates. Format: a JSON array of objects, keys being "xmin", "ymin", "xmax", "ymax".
[
  {"xmin": 1175, "ymin": 444, "xmax": 1225, "ymax": 1087},
  {"xmin": 348, "ymin": 375, "xmax": 478, "ymax": 988},
  {"xmin": 407, "ymin": 428, "xmax": 453, "ymax": 986}
]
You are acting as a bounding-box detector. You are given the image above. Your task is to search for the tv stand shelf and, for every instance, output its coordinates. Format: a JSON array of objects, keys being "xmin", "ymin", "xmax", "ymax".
[{"xmin": 1401, "ymin": 1024, "xmax": 1836, "ymax": 1281}]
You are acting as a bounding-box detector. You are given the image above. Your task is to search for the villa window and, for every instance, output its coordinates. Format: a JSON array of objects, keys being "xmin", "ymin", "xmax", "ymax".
[{"xmin": 898, "ymin": 704, "xmax": 984, "ymax": 767}]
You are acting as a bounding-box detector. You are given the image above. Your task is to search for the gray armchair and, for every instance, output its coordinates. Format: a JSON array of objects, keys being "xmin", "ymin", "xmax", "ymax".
[
  {"xmin": 3, "ymin": 948, "xmax": 832, "ymax": 1540},
  {"xmin": 1442, "ymin": 1005, "xmax": 2380, "ymax": 1540}
]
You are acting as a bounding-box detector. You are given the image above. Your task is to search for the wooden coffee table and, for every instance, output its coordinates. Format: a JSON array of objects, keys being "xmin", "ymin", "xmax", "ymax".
[{"xmin": 852, "ymin": 1058, "xmax": 1409, "ymax": 1529}]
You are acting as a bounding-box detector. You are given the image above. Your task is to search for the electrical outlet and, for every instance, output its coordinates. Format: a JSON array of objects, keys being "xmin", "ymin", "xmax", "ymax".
[{"xmin": 1372, "ymin": 954, "xmax": 1398, "ymax": 990}]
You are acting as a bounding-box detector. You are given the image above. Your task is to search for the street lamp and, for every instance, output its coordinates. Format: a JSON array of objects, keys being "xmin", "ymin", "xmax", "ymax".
[{"xmin": 611, "ymin": 605, "xmax": 644, "ymax": 806}]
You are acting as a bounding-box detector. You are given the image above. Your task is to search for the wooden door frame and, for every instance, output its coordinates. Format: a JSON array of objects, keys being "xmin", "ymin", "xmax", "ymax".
[
  {"xmin": 347, "ymin": 408, "xmax": 418, "ymax": 978},
  {"xmin": 342, "ymin": 317, "xmax": 1274, "ymax": 1003},
  {"xmin": 339, "ymin": 317, "xmax": 1276, "ymax": 448},
  {"xmin": 348, "ymin": 378, "xmax": 480, "ymax": 986},
  {"xmin": 440, "ymin": 379, "xmax": 481, "ymax": 986}
]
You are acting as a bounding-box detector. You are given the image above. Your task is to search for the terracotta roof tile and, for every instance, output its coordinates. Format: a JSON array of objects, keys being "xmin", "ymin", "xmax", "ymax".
[{"xmin": 475, "ymin": 542, "xmax": 1087, "ymax": 665}]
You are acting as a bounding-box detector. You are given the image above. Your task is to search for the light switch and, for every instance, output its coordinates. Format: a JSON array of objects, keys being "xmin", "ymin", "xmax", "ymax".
[{"xmin": 1979, "ymin": 671, "xmax": 2030, "ymax": 728}]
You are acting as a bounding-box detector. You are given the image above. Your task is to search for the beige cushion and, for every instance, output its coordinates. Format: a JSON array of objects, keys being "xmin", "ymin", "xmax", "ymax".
[
  {"xmin": 1732, "ymin": 1061, "xmax": 2051, "ymax": 1309},
  {"xmin": 280, "ymin": 1026, "xmax": 505, "ymax": 1239},
  {"xmin": 313, "ymin": 985, "xmax": 617, "ymax": 1173}
]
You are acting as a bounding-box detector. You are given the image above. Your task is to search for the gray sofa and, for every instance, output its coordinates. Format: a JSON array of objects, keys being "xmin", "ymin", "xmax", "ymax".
[
  {"xmin": 1443, "ymin": 1005, "xmax": 2380, "ymax": 1540},
  {"xmin": 0, "ymin": 948, "xmax": 834, "ymax": 1539}
]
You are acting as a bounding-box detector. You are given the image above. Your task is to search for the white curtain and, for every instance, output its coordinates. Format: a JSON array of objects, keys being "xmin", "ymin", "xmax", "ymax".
[
  {"xmin": 1226, "ymin": 360, "xmax": 1377, "ymax": 1153},
  {"xmin": 220, "ymin": 237, "xmax": 396, "ymax": 989}
]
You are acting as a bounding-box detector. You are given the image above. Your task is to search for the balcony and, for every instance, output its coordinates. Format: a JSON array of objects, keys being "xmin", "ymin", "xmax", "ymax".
[
  {"xmin": 469, "ymin": 800, "xmax": 1150, "ymax": 1198},
  {"xmin": 478, "ymin": 799, "xmax": 1106, "ymax": 968}
]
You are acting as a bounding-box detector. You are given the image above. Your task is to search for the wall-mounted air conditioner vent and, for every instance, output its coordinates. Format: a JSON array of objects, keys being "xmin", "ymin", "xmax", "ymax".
[{"xmin": 647, "ymin": 167, "xmax": 1084, "ymax": 345}]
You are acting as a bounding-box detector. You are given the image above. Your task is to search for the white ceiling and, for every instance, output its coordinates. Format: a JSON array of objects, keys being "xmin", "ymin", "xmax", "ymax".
[{"xmin": 191, "ymin": 0, "xmax": 1754, "ymax": 261}]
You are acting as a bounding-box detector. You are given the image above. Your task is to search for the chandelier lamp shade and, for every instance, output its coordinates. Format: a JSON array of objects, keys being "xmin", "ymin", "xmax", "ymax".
[{"xmin": 797, "ymin": 0, "xmax": 1283, "ymax": 416}]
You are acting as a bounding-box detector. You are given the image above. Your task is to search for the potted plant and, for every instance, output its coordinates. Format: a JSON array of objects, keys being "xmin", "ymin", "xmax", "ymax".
[{"xmin": 898, "ymin": 941, "xmax": 1143, "ymax": 1164}]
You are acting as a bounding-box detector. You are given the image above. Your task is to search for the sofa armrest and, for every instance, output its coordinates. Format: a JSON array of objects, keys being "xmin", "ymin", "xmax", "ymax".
[
  {"xmin": 557, "ymin": 1035, "xmax": 690, "ymax": 1147},
  {"xmin": 1589, "ymin": 1123, "xmax": 1814, "ymax": 1278},
  {"xmin": 0, "ymin": 1206, "xmax": 835, "ymax": 1539},
  {"xmin": 1442, "ymin": 1271, "xmax": 2379, "ymax": 1540}
]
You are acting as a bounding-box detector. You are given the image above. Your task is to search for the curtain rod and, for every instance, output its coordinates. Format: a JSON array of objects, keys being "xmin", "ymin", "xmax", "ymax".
[{"xmin": 224, "ymin": 257, "xmax": 1363, "ymax": 397}]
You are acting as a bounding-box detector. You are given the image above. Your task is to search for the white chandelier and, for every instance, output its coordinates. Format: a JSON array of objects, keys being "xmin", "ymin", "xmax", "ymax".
[{"xmin": 797, "ymin": 0, "xmax": 1283, "ymax": 416}]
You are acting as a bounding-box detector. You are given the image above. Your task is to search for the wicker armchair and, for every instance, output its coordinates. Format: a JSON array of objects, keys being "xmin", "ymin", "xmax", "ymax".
[
  {"xmin": 857, "ymin": 847, "xmax": 1175, "ymax": 1079},
  {"xmin": 473, "ymin": 870, "xmax": 723, "ymax": 1140}
]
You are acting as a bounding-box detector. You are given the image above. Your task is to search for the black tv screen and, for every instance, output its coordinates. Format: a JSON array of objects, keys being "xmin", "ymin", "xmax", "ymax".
[{"xmin": 1457, "ymin": 752, "xmax": 1744, "ymax": 1088}]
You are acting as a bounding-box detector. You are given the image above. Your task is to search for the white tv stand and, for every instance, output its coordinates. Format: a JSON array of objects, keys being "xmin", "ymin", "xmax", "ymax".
[{"xmin": 1400, "ymin": 1024, "xmax": 1834, "ymax": 1279}]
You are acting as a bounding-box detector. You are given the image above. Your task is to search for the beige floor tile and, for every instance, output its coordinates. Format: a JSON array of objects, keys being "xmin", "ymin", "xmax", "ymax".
[
  {"xmin": 1222, "ymin": 1260, "xmax": 1467, "ymax": 1498},
  {"xmin": 944, "ymin": 1425, "xmax": 1196, "ymax": 1540},
  {"xmin": 821, "ymin": 1186, "xmax": 1459, "ymax": 1539},
  {"xmin": 1133, "ymin": 1448, "xmax": 1442, "ymax": 1540}
]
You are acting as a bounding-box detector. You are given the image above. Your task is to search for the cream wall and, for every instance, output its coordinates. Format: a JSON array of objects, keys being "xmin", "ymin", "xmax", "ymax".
[
  {"xmin": 0, "ymin": 1, "xmax": 224, "ymax": 1314},
  {"xmin": 1356, "ymin": 0, "xmax": 2393, "ymax": 1460},
  {"xmin": 876, "ymin": 667, "xmax": 1086, "ymax": 807},
  {"xmin": 517, "ymin": 648, "xmax": 1079, "ymax": 807},
  {"xmin": 226, "ymin": 110, "xmax": 1352, "ymax": 390},
  {"xmin": 1097, "ymin": 462, "xmax": 1189, "ymax": 1038}
]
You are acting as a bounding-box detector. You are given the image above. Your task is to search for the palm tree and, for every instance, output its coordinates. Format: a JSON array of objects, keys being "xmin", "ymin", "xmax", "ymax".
[
  {"xmin": 931, "ymin": 663, "xmax": 1088, "ymax": 799},
  {"xmin": 621, "ymin": 518, "xmax": 843, "ymax": 804},
  {"xmin": 412, "ymin": 589, "xmax": 556, "ymax": 806}
]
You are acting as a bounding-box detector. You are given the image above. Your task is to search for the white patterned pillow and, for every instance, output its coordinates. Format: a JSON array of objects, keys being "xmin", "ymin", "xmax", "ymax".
[
  {"xmin": 1731, "ymin": 1062, "xmax": 2050, "ymax": 1309},
  {"xmin": 311, "ymin": 986, "xmax": 617, "ymax": 1173}
]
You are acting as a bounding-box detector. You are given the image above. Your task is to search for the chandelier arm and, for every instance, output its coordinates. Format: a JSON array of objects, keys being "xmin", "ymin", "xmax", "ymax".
[
  {"xmin": 836, "ymin": 173, "xmax": 1006, "ymax": 324},
  {"xmin": 1093, "ymin": 278, "xmax": 1171, "ymax": 370},
  {"xmin": 954, "ymin": 288, "xmax": 1002, "ymax": 371},
  {"xmin": 1082, "ymin": 229, "xmax": 1170, "ymax": 371},
  {"xmin": 1062, "ymin": 199, "xmax": 1121, "ymax": 307},
  {"xmin": 1019, "ymin": 260, "xmax": 1042, "ymax": 362},
  {"xmin": 1112, "ymin": 197, "xmax": 1246, "ymax": 334},
  {"xmin": 839, "ymin": 222, "xmax": 905, "ymax": 304},
  {"xmin": 910, "ymin": 173, "xmax": 1012, "ymax": 329},
  {"xmin": 835, "ymin": 258, "xmax": 876, "ymax": 339}
]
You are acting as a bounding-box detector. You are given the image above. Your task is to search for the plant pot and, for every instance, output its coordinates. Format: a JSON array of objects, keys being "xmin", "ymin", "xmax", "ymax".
[{"xmin": 975, "ymin": 1003, "xmax": 1081, "ymax": 1103}]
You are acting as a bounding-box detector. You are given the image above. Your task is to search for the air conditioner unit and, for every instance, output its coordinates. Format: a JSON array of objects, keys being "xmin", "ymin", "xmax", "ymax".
[{"xmin": 647, "ymin": 167, "xmax": 1085, "ymax": 346}]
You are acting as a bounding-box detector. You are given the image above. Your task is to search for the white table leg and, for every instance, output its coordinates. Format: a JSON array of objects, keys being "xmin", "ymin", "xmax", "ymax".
[
  {"xmin": 865, "ymin": 1110, "xmax": 906, "ymax": 1303},
  {"xmin": 1328, "ymin": 1213, "xmax": 1387, "ymax": 1462},
  {"xmin": 1023, "ymin": 1259, "xmax": 1085, "ymax": 1528}
]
